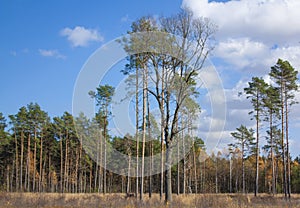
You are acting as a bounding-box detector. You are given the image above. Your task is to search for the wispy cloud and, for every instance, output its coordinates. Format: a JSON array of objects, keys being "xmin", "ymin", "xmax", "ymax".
[
  {"xmin": 121, "ymin": 14, "xmax": 130, "ymax": 23},
  {"xmin": 10, "ymin": 51, "xmax": 17, "ymax": 56},
  {"xmin": 39, "ymin": 49, "xmax": 65, "ymax": 59},
  {"xmin": 60, "ymin": 26, "xmax": 104, "ymax": 47}
]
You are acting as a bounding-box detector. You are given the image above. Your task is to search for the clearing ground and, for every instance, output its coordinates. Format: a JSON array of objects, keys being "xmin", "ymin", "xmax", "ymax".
[{"xmin": 0, "ymin": 193, "xmax": 299, "ymax": 208}]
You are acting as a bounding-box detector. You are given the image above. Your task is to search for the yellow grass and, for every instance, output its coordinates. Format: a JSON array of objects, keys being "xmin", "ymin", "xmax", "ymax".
[{"xmin": 0, "ymin": 193, "xmax": 300, "ymax": 208}]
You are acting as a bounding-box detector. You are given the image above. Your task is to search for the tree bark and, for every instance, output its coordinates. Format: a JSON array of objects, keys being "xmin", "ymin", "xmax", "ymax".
[
  {"xmin": 39, "ymin": 131, "xmax": 43, "ymax": 192},
  {"xmin": 140, "ymin": 63, "xmax": 147, "ymax": 201},
  {"xmin": 285, "ymin": 91, "xmax": 291, "ymax": 198},
  {"xmin": 135, "ymin": 66, "xmax": 139, "ymax": 198},
  {"xmin": 255, "ymin": 96, "xmax": 259, "ymax": 197}
]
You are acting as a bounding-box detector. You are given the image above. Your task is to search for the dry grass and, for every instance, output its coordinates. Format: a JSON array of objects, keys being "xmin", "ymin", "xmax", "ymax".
[{"xmin": 0, "ymin": 192, "xmax": 299, "ymax": 208}]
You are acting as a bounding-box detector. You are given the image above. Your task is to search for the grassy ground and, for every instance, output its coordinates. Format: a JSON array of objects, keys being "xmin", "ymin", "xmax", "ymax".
[{"xmin": 0, "ymin": 192, "xmax": 299, "ymax": 208}]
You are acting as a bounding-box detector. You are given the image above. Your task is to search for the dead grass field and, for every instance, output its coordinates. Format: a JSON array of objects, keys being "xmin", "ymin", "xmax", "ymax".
[{"xmin": 0, "ymin": 192, "xmax": 299, "ymax": 208}]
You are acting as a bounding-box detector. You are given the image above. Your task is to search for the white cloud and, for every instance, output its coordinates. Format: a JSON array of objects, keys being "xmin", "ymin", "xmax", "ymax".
[
  {"xmin": 214, "ymin": 38, "xmax": 300, "ymax": 72},
  {"xmin": 39, "ymin": 49, "xmax": 65, "ymax": 59},
  {"xmin": 181, "ymin": 0, "xmax": 300, "ymax": 156},
  {"xmin": 183, "ymin": 0, "xmax": 300, "ymax": 44},
  {"xmin": 60, "ymin": 26, "xmax": 104, "ymax": 47},
  {"xmin": 215, "ymin": 38, "xmax": 268, "ymax": 69}
]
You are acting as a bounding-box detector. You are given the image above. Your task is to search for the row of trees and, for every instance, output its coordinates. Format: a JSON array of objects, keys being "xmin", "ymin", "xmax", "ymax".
[
  {"xmin": 233, "ymin": 59, "xmax": 298, "ymax": 199},
  {"xmin": 0, "ymin": 105, "xmax": 300, "ymax": 195}
]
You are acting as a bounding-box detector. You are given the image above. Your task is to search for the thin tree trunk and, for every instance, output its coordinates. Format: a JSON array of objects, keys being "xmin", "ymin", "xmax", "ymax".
[
  {"xmin": 14, "ymin": 129, "xmax": 19, "ymax": 191},
  {"xmin": 140, "ymin": 64, "xmax": 147, "ymax": 200},
  {"xmin": 20, "ymin": 130, "xmax": 24, "ymax": 191},
  {"xmin": 193, "ymin": 144, "xmax": 198, "ymax": 194},
  {"xmin": 165, "ymin": 139, "xmax": 172, "ymax": 203},
  {"xmin": 160, "ymin": 65, "xmax": 165, "ymax": 200},
  {"xmin": 75, "ymin": 145, "xmax": 79, "ymax": 193},
  {"xmin": 182, "ymin": 117, "xmax": 186, "ymax": 195},
  {"xmin": 79, "ymin": 135, "xmax": 83, "ymax": 193},
  {"xmin": 127, "ymin": 153, "xmax": 131, "ymax": 194},
  {"xmin": 229, "ymin": 153, "xmax": 232, "ymax": 193},
  {"xmin": 7, "ymin": 165, "xmax": 10, "ymax": 192},
  {"xmin": 135, "ymin": 66, "xmax": 139, "ymax": 198},
  {"xmin": 177, "ymin": 132, "xmax": 180, "ymax": 195},
  {"xmin": 270, "ymin": 112, "xmax": 276, "ymax": 195},
  {"xmin": 281, "ymin": 85, "xmax": 287, "ymax": 199},
  {"xmin": 90, "ymin": 163, "xmax": 92, "ymax": 193},
  {"xmin": 26, "ymin": 133, "xmax": 31, "ymax": 192},
  {"xmin": 255, "ymin": 98, "xmax": 259, "ymax": 197},
  {"xmin": 242, "ymin": 138, "xmax": 245, "ymax": 194},
  {"xmin": 285, "ymin": 93, "xmax": 291, "ymax": 198},
  {"xmin": 64, "ymin": 136, "xmax": 68, "ymax": 193},
  {"xmin": 95, "ymin": 137, "xmax": 99, "ymax": 191},
  {"xmin": 39, "ymin": 132, "xmax": 43, "ymax": 192},
  {"xmin": 103, "ymin": 107, "xmax": 107, "ymax": 194},
  {"xmin": 60, "ymin": 134, "xmax": 63, "ymax": 193},
  {"xmin": 147, "ymin": 89, "xmax": 152, "ymax": 198},
  {"xmin": 216, "ymin": 155, "xmax": 218, "ymax": 194},
  {"xmin": 33, "ymin": 132, "xmax": 36, "ymax": 192}
]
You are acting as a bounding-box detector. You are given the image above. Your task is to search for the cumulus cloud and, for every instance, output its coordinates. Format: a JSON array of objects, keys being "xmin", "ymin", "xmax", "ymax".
[
  {"xmin": 181, "ymin": 0, "xmax": 300, "ymax": 156},
  {"xmin": 39, "ymin": 49, "xmax": 65, "ymax": 59},
  {"xmin": 214, "ymin": 38, "xmax": 300, "ymax": 72},
  {"xmin": 183, "ymin": 0, "xmax": 300, "ymax": 44},
  {"xmin": 60, "ymin": 26, "xmax": 104, "ymax": 47}
]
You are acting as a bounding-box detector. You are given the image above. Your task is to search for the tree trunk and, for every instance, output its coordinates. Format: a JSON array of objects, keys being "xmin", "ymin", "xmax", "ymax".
[
  {"xmin": 39, "ymin": 132, "xmax": 43, "ymax": 192},
  {"xmin": 177, "ymin": 132, "xmax": 180, "ymax": 195},
  {"xmin": 270, "ymin": 111, "xmax": 276, "ymax": 195},
  {"xmin": 229, "ymin": 153, "xmax": 232, "ymax": 193},
  {"xmin": 14, "ymin": 129, "xmax": 19, "ymax": 191},
  {"xmin": 147, "ymin": 90, "xmax": 152, "ymax": 198},
  {"xmin": 216, "ymin": 156, "xmax": 218, "ymax": 194},
  {"xmin": 182, "ymin": 117, "xmax": 186, "ymax": 195},
  {"xmin": 6, "ymin": 165, "xmax": 10, "ymax": 192},
  {"xmin": 103, "ymin": 108, "xmax": 107, "ymax": 194},
  {"xmin": 165, "ymin": 140, "xmax": 173, "ymax": 203},
  {"xmin": 140, "ymin": 64, "xmax": 147, "ymax": 200},
  {"xmin": 20, "ymin": 130, "xmax": 24, "ymax": 191},
  {"xmin": 60, "ymin": 134, "xmax": 63, "ymax": 193},
  {"xmin": 135, "ymin": 66, "xmax": 139, "ymax": 198},
  {"xmin": 127, "ymin": 153, "xmax": 131, "ymax": 194},
  {"xmin": 242, "ymin": 138, "xmax": 245, "ymax": 194},
  {"xmin": 64, "ymin": 135, "xmax": 68, "ymax": 193},
  {"xmin": 285, "ymin": 92, "xmax": 291, "ymax": 198},
  {"xmin": 255, "ymin": 98, "xmax": 259, "ymax": 196},
  {"xmin": 33, "ymin": 132, "xmax": 36, "ymax": 192},
  {"xmin": 160, "ymin": 66, "xmax": 165, "ymax": 200},
  {"xmin": 281, "ymin": 85, "xmax": 287, "ymax": 199},
  {"xmin": 26, "ymin": 133, "xmax": 31, "ymax": 192},
  {"xmin": 193, "ymin": 142, "xmax": 198, "ymax": 194}
]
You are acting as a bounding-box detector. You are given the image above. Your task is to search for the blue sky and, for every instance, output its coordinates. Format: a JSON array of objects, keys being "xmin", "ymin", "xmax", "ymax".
[
  {"xmin": 1, "ymin": 0, "xmax": 300, "ymax": 156},
  {"xmin": 0, "ymin": 0, "xmax": 183, "ymax": 117}
]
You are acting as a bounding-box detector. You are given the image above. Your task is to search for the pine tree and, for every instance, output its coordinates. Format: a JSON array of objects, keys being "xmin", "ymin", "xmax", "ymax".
[
  {"xmin": 244, "ymin": 77, "xmax": 268, "ymax": 196},
  {"xmin": 230, "ymin": 125, "xmax": 255, "ymax": 194},
  {"xmin": 270, "ymin": 59, "xmax": 298, "ymax": 198}
]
